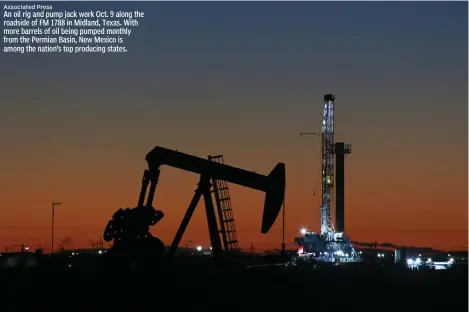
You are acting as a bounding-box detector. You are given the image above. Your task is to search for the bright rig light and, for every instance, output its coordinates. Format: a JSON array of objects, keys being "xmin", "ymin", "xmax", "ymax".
[{"xmin": 300, "ymin": 228, "xmax": 307, "ymax": 235}]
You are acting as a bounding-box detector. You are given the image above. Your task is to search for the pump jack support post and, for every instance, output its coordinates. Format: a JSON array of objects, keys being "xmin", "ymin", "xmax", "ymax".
[
  {"xmin": 202, "ymin": 179, "xmax": 224, "ymax": 259},
  {"xmin": 167, "ymin": 175, "xmax": 223, "ymax": 260}
]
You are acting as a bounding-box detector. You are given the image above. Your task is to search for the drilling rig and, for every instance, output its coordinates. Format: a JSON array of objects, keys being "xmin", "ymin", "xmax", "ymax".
[
  {"xmin": 296, "ymin": 94, "xmax": 360, "ymax": 263},
  {"xmin": 103, "ymin": 146, "xmax": 285, "ymax": 268}
]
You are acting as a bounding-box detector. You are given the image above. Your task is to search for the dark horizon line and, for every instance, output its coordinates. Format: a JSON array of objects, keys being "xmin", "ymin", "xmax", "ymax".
[{"xmin": 1, "ymin": 225, "xmax": 467, "ymax": 233}]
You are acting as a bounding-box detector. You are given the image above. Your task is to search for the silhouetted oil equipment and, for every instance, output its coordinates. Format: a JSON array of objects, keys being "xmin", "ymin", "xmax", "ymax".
[
  {"xmin": 103, "ymin": 146, "xmax": 285, "ymax": 266},
  {"xmin": 208, "ymin": 155, "xmax": 240, "ymax": 253},
  {"xmin": 334, "ymin": 142, "xmax": 351, "ymax": 233}
]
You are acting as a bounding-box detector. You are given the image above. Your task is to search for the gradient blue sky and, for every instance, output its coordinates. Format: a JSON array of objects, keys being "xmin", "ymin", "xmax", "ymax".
[{"xmin": 0, "ymin": 2, "xmax": 467, "ymax": 251}]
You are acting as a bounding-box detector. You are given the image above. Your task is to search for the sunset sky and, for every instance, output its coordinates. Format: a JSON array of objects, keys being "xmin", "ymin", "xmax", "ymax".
[{"xmin": 0, "ymin": 2, "xmax": 467, "ymax": 252}]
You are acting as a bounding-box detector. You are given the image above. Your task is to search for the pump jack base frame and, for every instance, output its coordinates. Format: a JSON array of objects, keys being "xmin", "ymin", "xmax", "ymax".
[
  {"xmin": 166, "ymin": 175, "xmax": 224, "ymax": 260},
  {"xmin": 134, "ymin": 168, "xmax": 226, "ymax": 261}
]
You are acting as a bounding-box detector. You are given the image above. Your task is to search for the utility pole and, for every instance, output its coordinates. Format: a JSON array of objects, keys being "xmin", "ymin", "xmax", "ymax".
[
  {"xmin": 51, "ymin": 202, "xmax": 62, "ymax": 253},
  {"xmin": 281, "ymin": 197, "xmax": 286, "ymax": 257}
]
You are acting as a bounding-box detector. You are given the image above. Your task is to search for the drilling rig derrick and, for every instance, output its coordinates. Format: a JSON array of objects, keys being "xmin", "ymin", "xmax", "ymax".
[{"xmin": 296, "ymin": 94, "xmax": 360, "ymax": 263}]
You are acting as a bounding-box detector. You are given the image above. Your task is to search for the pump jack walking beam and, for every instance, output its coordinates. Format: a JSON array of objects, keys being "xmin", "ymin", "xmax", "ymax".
[
  {"xmin": 144, "ymin": 146, "xmax": 286, "ymax": 234},
  {"xmin": 146, "ymin": 147, "xmax": 285, "ymax": 257}
]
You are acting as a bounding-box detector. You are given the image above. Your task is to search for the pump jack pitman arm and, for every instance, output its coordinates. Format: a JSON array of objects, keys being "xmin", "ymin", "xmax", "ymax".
[{"xmin": 145, "ymin": 146, "xmax": 286, "ymax": 233}]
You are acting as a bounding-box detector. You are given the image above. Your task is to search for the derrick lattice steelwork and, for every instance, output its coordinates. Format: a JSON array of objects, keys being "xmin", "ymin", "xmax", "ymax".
[{"xmin": 320, "ymin": 94, "xmax": 335, "ymax": 235}]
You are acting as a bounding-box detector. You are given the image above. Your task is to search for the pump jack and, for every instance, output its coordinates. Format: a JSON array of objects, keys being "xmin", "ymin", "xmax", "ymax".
[{"xmin": 103, "ymin": 146, "xmax": 286, "ymax": 265}]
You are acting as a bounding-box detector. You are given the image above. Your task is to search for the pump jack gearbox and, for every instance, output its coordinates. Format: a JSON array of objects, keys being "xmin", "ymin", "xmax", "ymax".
[{"xmin": 103, "ymin": 146, "xmax": 286, "ymax": 267}]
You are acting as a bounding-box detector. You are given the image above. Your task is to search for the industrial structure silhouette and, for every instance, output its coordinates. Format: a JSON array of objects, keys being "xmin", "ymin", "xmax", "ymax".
[
  {"xmin": 0, "ymin": 94, "xmax": 465, "ymax": 312},
  {"xmin": 102, "ymin": 145, "xmax": 285, "ymax": 268}
]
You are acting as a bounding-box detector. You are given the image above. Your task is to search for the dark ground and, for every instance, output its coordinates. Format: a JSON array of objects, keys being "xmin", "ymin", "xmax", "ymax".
[{"xmin": 1, "ymin": 256, "xmax": 467, "ymax": 311}]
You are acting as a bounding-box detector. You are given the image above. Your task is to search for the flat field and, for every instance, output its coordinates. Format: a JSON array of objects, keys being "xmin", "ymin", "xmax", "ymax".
[{"xmin": 1, "ymin": 260, "xmax": 466, "ymax": 311}]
